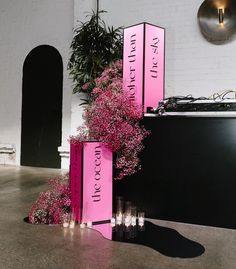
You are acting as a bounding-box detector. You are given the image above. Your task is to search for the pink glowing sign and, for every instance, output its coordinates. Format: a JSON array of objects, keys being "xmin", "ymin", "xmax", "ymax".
[
  {"xmin": 70, "ymin": 143, "xmax": 83, "ymax": 221},
  {"xmin": 123, "ymin": 23, "xmax": 165, "ymax": 112},
  {"xmin": 123, "ymin": 23, "xmax": 144, "ymax": 107},
  {"xmin": 82, "ymin": 142, "xmax": 113, "ymax": 223},
  {"xmin": 144, "ymin": 24, "xmax": 165, "ymax": 112},
  {"xmin": 70, "ymin": 142, "xmax": 113, "ymax": 223}
]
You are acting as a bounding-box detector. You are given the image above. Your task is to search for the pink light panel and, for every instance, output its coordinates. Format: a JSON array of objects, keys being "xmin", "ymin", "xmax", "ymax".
[
  {"xmin": 70, "ymin": 142, "xmax": 113, "ymax": 223},
  {"xmin": 123, "ymin": 23, "xmax": 165, "ymax": 112}
]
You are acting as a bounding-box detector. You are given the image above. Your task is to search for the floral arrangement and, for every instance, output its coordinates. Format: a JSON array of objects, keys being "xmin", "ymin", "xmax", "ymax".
[
  {"xmin": 28, "ymin": 173, "xmax": 70, "ymax": 224},
  {"xmin": 70, "ymin": 60, "xmax": 150, "ymax": 180},
  {"xmin": 28, "ymin": 62, "xmax": 149, "ymax": 225}
]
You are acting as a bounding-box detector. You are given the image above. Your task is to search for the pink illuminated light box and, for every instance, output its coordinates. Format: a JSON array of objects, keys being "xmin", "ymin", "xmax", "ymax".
[
  {"xmin": 70, "ymin": 142, "xmax": 113, "ymax": 223},
  {"xmin": 123, "ymin": 23, "xmax": 165, "ymax": 112}
]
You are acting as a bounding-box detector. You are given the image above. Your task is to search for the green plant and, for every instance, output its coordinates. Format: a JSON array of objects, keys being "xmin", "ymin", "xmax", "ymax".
[{"xmin": 68, "ymin": 10, "xmax": 123, "ymax": 103}]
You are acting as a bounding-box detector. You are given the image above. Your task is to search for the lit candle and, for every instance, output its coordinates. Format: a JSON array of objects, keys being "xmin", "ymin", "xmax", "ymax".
[
  {"xmin": 110, "ymin": 217, "xmax": 116, "ymax": 225},
  {"xmin": 138, "ymin": 222, "xmax": 145, "ymax": 231},
  {"xmin": 139, "ymin": 217, "xmax": 144, "ymax": 222},
  {"xmin": 131, "ymin": 206, "xmax": 137, "ymax": 226},
  {"xmin": 62, "ymin": 212, "xmax": 70, "ymax": 228},
  {"xmin": 63, "ymin": 222, "xmax": 69, "ymax": 228},
  {"xmin": 138, "ymin": 217, "xmax": 144, "ymax": 225},
  {"xmin": 125, "ymin": 221, "xmax": 130, "ymax": 227},
  {"xmin": 69, "ymin": 220, "xmax": 75, "ymax": 229},
  {"xmin": 131, "ymin": 216, "xmax": 136, "ymax": 226},
  {"xmin": 87, "ymin": 221, "xmax": 93, "ymax": 228},
  {"xmin": 80, "ymin": 223, "xmax": 85, "ymax": 228},
  {"xmin": 124, "ymin": 214, "xmax": 131, "ymax": 226},
  {"xmin": 116, "ymin": 213, "xmax": 123, "ymax": 225},
  {"xmin": 138, "ymin": 212, "xmax": 145, "ymax": 225}
]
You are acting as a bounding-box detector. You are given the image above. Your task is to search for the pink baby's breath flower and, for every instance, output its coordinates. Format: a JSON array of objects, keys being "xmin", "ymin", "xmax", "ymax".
[
  {"xmin": 82, "ymin": 82, "xmax": 90, "ymax": 91},
  {"xmin": 70, "ymin": 60, "xmax": 150, "ymax": 180},
  {"xmin": 91, "ymin": 87, "xmax": 103, "ymax": 96},
  {"xmin": 28, "ymin": 173, "xmax": 71, "ymax": 224}
]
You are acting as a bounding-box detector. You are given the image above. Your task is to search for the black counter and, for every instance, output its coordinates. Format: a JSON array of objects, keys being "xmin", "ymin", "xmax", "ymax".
[{"xmin": 113, "ymin": 116, "xmax": 236, "ymax": 229}]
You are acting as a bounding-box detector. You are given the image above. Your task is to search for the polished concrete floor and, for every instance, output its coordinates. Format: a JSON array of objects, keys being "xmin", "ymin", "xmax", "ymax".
[{"xmin": 0, "ymin": 165, "xmax": 236, "ymax": 269}]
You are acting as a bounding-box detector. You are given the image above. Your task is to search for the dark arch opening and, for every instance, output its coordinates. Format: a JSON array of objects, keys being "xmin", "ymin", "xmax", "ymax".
[{"xmin": 21, "ymin": 45, "xmax": 63, "ymax": 168}]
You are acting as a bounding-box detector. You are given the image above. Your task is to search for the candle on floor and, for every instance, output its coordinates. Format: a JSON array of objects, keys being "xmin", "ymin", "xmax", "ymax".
[
  {"xmin": 131, "ymin": 216, "xmax": 136, "ymax": 226},
  {"xmin": 110, "ymin": 217, "xmax": 116, "ymax": 225},
  {"xmin": 116, "ymin": 213, "xmax": 123, "ymax": 225},
  {"xmin": 62, "ymin": 212, "xmax": 70, "ymax": 228},
  {"xmin": 87, "ymin": 221, "xmax": 93, "ymax": 228},
  {"xmin": 131, "ymin": 206, "xmax": 137, "ymax": 226},
  {"xmin": 80, "ymin": 223, "xmax": 85, "ymax": 228},
  {"xmin": 63, "ymin": 222, "xmax": 69, "ymax": 228},
  {"xmin": 124, "ymin": 214, "xmax": 131, "ymax": 226},
  {"xmin": 138, "ymin": 212, "xmax": 145, "ymax": 225},
  {"xmin": 69, "ymin": 220, "xmax": 75, "ymax": 229}
]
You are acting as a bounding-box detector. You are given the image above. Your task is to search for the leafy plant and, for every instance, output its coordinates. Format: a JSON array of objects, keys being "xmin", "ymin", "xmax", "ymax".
[{"xmin": 68, "ymin": 10, "xmax": 123, "ymax": 103}]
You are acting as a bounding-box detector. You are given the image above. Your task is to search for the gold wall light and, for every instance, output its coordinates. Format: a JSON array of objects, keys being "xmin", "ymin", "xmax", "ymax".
[
  {"xmin": 218, "ymin": 8, "xmax": 224, "ymax": 24},
  {"xmin": 198, "ymin": 0, "xmax": 236, "ymax": 44}
]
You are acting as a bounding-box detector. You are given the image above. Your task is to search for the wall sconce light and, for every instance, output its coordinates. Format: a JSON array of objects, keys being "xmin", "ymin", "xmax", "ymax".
[
  {"xmin": 218, "ymin": 8, "xmax": 224, "ymax": 24},
  {"xmin": 197, "ymin": 0, "xmax": 236, "ymax": 44}
]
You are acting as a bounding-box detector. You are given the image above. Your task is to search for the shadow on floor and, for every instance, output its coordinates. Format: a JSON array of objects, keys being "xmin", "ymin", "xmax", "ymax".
[{"xmin": 94, "ymin": 221, "xmax": 205, "ymax": 258}]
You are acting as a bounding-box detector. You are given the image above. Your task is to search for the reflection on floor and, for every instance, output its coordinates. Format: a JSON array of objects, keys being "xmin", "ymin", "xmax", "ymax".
[
  {"xmin": 92, "ymin": 221, "xmax": 205, "ymax": 258},
  {"xmin": 0, "ymin": 165, "xmax": 236, "ymax": 269}
]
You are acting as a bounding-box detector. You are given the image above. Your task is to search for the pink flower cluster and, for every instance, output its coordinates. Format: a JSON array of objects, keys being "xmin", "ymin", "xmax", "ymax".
[
  {"xmin": 70, "ymin": 126, "xmax": 90, "ymax": 143},
  {"xmin": 72, "ymin": 60, "xmax": 150, "ymax": 180},
  {"xmin": 28, "ymin": 174, "xmax": 71, "ymax": 224}
]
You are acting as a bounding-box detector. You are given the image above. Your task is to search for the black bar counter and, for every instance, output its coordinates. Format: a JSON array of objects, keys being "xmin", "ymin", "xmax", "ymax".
[{"xmin": 113, "ymin": 115, "xmax": 236, "ymax": 229}]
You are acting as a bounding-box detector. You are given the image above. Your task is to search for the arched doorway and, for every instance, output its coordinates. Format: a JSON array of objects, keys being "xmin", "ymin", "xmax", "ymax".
[{"xmin": 21, "ymin": 45, "xmax": 63, "ymax": 168}]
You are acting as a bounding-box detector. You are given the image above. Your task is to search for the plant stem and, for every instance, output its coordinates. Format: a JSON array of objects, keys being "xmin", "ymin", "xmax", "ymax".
[{"xmin": 96, "ymin": 0, "xmax": 99, "ymax": 25}]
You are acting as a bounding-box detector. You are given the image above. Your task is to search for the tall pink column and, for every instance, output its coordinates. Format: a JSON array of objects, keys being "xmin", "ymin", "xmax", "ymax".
[
  {"xmin": 70, "ymin": 142, "xmax": 113, "ymax": 223},
  {"xmin": 123, "ymin": 23, "xmax": 165, "ymax": 112}
]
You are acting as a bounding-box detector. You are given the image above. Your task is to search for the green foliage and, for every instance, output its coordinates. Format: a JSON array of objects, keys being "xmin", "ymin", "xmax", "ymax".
[{"xmin": 68, "ymin": 10, "xmax": 123, "ymax": 100}]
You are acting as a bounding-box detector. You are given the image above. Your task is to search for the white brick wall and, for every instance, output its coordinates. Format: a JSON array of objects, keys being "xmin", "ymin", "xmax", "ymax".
[
  {"xmin": 0, "ymin": 0, "xmax": 74, "ymax": 167},
  {"xmin": 70, "ymin": 0, "xmax": 97, "ymax": 135},
  {"xmin": 75, "ymin": 0, "xmax": 236, "ymax": 99}
]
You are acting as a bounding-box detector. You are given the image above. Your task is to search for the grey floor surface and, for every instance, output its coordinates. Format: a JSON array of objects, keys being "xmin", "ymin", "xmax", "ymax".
[{"xmin": 0, "ymin": 165, "xmax": 235, "ymax": 269}]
